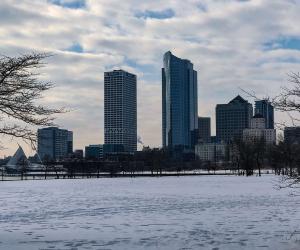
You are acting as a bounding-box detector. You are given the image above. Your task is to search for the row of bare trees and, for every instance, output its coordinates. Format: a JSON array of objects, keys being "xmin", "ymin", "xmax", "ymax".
[{"xmin": 230, "ymin": 137, "xmax": 300, "ymax": 177}]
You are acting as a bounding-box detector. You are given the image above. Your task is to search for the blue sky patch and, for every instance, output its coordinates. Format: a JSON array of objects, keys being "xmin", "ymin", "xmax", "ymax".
[
  {"xmin": 264, "ymin": 37, "xmax": 300, "ymax": 51},
  {"xmin": 197, "ymin": 3, "xmax": 207, "ymax": 12},
  {"xmin": 65, "ymin": 43, "xmax": 84, "ymax": 53},
  {"xmin": 135, "ymin": 8, "xmax": 175, "ymax": 19},
  {"xmin": 48, "ymin": 0, "xmax": 85, "ymax": 9}
]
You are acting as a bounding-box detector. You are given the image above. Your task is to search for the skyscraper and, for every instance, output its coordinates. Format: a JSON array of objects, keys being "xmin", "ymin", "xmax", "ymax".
[
  {"xmin": 243, "ymin": 114, "xmax": 276, "ymax": 145},
  {"xmin": 162, "ymin": 51, "xmax": 198, "ymax": 149},
  {"xmin": 216, "ymin": 95, "xmax": 253, "ymax": 143},
  {"xmin": 37, "ymin": 127, "xmax": 73, "ymax": 161},
  {"xmin": 198, "ymin": 117, "xmax": 211, "ymax": 143},
  {"xmin": 104, "ymin": 69, "xmax": 137, "ymax": 152},
  {"xmin": 255, "ymin": 100, "xmax": 274, "ymax": 129}
]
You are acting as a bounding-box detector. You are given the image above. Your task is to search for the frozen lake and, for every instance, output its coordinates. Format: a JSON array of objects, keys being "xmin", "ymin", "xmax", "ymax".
[{"xmin": 0, "ymin": 175, "xmax": 300, "ymax": 250}]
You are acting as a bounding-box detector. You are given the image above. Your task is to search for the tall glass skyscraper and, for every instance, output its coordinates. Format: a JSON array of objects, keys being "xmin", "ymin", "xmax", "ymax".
[
  {"xmin": 255, "ymin": 100, "xmax": 274, "ymax": 129},
  {"xmin": 162, "ymin": 51, "xmax": 198, "ymax": 149},
  {"xmin": 104, "ymin": 69, "xmax": 137, "ymax": 152}
]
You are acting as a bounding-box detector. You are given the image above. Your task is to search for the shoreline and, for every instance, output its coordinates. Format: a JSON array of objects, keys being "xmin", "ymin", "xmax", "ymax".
[{"xmin": 0, "ymin": 171, "xmax": 273, "ymax": 181}]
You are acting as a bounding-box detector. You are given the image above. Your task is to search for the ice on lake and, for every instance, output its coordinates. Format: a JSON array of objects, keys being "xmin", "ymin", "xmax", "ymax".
[{"xmin": 0, "ymin": 175, "xmax": 300, "ymax": 250}]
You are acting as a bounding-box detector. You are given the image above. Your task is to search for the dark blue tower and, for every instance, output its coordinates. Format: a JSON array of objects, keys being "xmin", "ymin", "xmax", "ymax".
[{"xmin": 162, "ymin": 51, "xmax": 198, "ymax": 149}]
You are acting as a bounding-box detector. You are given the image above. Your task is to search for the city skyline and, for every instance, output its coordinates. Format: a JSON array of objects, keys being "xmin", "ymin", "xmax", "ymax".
[{"xmin": 0, "ymin": 0, "xmax": 300, "ymax": 156}]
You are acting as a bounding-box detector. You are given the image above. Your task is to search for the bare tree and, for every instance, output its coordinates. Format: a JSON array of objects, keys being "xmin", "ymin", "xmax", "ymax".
[
  {"xmin": 273, "ymin": 73, "xmax": 300, "ymax": 119},
  {"xmin": 242, "ymin": 73, "xmax": 300, "ymax": 188},
  {"xmin": 242, "ymin": 72, "xmax": 300, "ymax": 127},
  {"xmin": 0, "ymin": 52, "xmax": 65, "ymax": 147}
]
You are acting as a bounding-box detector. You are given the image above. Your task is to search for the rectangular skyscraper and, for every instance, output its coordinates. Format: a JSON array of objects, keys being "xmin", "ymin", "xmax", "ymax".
[
  {"xmin": 104, "ymin": 69, "xmax": 137, "ymax": 152},
  {"xmin": 255, "ymin": 100, "xmax": 274, "ymax": 129},
  {"xmin": 198, "ymin": 117, "xmax": 211, "ymax": 143},
  {"xmin": 162, "ymin": 51, "xmax": 198, "ymax": 149},
  {"xmin": 216, "ymin": 95, "xmax": 253, "ymax": 143},
  {"xmin": 37, "ymin": 127, "xmax": 73, "ymax": 161}
]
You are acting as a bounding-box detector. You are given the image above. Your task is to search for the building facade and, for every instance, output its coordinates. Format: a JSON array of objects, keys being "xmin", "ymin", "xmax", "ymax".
[
  {"xmin": 104, "ymin": 70, "xmax": 137, "ymax": 152},
  {"xmin": 162, "ymin": 51, "xmax": 198, "ymax": 149},
  {"xmin": 198, "ymin": 117, "xmax": 211, "ymax": 143},
  {"xmin": 85, "ymin": 144, "xmax": 104, "ymax": 159},
  {"xmin": 255, "ymin": 100, "xmax": 274, "ymax": 129},
  {"xmin": 195, "ymin": 143, "xmax": 227, "ymax": 162},
  {"xmin": 243, "ymin": 114, "xmax": 276, "ymax": 145},
  {"xmin": 284, "ymin": 127, "xmax": 300, "ymax": 144},
  {"xmin": 74, "ymin": 149, "xmax": 83, "ymax": 159},
  {"xmin": 37, "ymin": 127, "xmax": 73, "ymax": 161},
  {"xmin": 216, "ymin": 95, "xmax": 253, "ymax": 143},
  {"xmin": 85, "ymin": 144, "xmax": 125, "ymax": 159}
]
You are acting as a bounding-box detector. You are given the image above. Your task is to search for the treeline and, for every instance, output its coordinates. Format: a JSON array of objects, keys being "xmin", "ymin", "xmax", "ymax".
[
  {"xmin": 230, "ymin": 137, "xmax": 300, "ymax": 177},
  {"xmin": 32, "ymin": 140, "xmax": 296, "ymax": 178}
]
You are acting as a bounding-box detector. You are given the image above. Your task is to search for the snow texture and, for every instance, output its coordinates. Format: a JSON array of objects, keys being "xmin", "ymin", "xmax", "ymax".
[{"xmin": 0, "ymin": 175, "xmax": 300, "ymax": 250}]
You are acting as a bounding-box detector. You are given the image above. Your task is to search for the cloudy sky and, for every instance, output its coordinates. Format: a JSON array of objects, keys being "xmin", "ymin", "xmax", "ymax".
[{"xmin": 0, "ymin": 0, "xmax": 300, "ymax": 157}]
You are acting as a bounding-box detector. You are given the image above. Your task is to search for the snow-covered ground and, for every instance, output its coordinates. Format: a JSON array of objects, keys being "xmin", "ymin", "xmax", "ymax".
[{"xmin": 0, "ymin": 175, "xmax": 300, "ymax": 250}]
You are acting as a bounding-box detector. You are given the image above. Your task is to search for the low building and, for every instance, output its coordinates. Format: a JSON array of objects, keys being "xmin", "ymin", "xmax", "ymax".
[
  {"xmin": 85, "ymin": 144, "xmax": 125, "ymax": 159},
  {"xmin": 85, "ymin": 145, "xmax": 103, "ymax": 159},
  {"xmin": 243, "ymin": 114, "xmax": 276, "ymax": 145},
  {"xmin": 195, "ymin": 143, "xmax": 227, "ymax": 162},
  {"xmin": 74, "ymin": 149, "xmax": 83, "ymax": 159}
]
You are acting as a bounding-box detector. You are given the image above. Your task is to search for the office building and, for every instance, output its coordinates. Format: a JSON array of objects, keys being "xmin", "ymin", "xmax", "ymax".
[
  {"xmin": 255, "ymin": 100, "xmax": 274, "ymax": 129},
  {"xmin": 210, "ymin": 136, "xmax": 217, "ymax": 143},
  {"xmin": 67, "ymin": 131, "xmax": 73, "ymax": 155},
  {"xmin": 198, "ymin": 117, "xmax": 211, "ymax": 143},
  {"xmin": 37, "ymin": 127, "xmax": 73, "ymax": 161},
  {"xmin": 162, "ymin": 51, "xmax": 198, "ymax": 149},
  {"xmin": 284, "ymin": 127, "xmax": 300, "ymax": 144},
  {"xmin": 195, "ymin": 143, "xmax": 227, "ymax": 162},
  {"xmin": 85, "ymin": 144, "xmax": 103, "ymax": 159},
  {"xmin": 216, "ymin": 95, "xmax": 253, "ymax": 143},
  {"xmin": 243, "ymin": 114, "xmax": 276, "ymax": 145},
  {"xmin": 74, "ymin": 149, "xmax": 83, "ymax": 159},
  {"xmin": 85, "ymin": 144, "xmax": 125, "ymax": 159},
  {"xmin": 104, "ymin": 70, "xmax": 137, "ymax": 152}
]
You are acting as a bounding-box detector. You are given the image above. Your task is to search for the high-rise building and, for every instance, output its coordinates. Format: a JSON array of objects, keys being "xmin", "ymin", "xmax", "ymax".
[
  {"xmin": 284, "ymin": 127, "xmax": 300, "ymax": 144},
  {"xmin": 162, "ymin": 51, "xmax": 198, "ymax": 149},
  {"xmin": 216, "ymin": 95, "xmax": 253, "ymax": 143},
  {"xmin": 198, "ymin": 117, "xmax": 211, "ymax": 143},
  {"xmin": 67, "ymin": 131, "xmax": 73, "ymax": 154},
  {"xmin": 243, "ymin": 114, "xmax": 276, "ymax": 145},
  {"xmin": 255, "ymin": 100, "xmax": 274, "ymax": 129},
  {"xmin": 37, "ymin": 127, "xmax": 73, "ymax": 161},
  {"xmin": 104, "ymin": 69, "xmax": 137, "ymax": 153}
]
